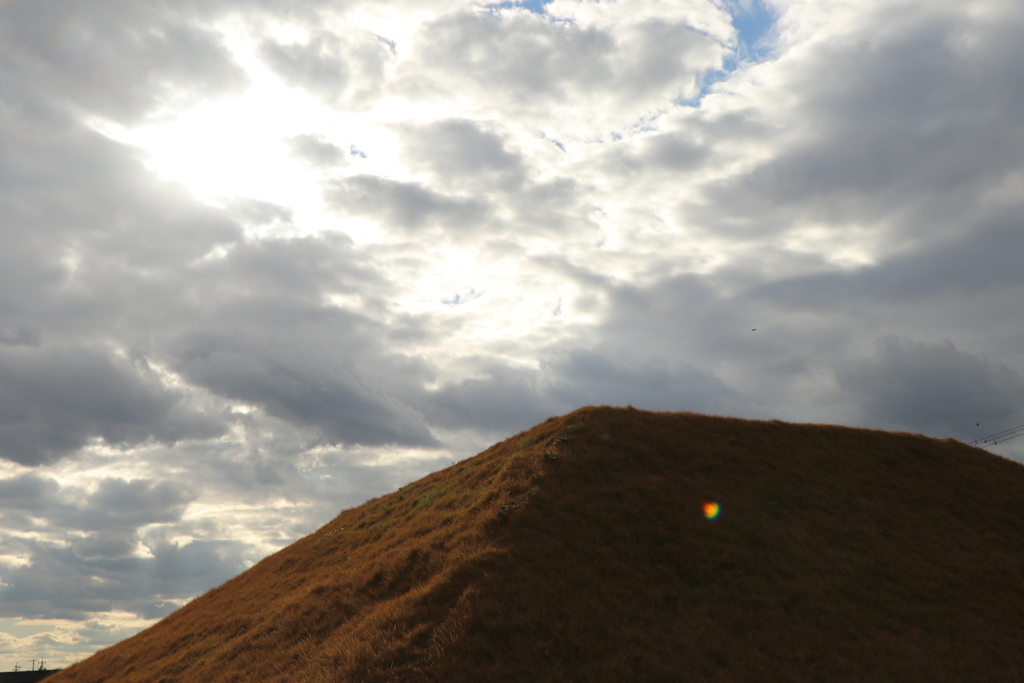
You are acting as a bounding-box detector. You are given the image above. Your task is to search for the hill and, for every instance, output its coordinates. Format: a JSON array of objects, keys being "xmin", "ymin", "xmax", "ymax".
[{"xmin": 48, "ymin": 406, "xmax": 1024, "ymax": 682}]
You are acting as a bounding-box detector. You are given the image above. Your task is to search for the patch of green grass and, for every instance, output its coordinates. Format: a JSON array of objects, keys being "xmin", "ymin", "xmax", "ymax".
[
  {"xmin": 413, "ymin": 485, "xmax": 450, "ymax": 512},
  {"xmin": 498, "ymin": 486, "xmax": 541, "ymax": 515}
]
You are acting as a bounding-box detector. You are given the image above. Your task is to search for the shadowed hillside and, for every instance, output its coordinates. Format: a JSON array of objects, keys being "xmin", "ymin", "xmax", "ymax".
[{"xmin": 49, "ymin": 407, "xmax": 1024, "ymax": 682}]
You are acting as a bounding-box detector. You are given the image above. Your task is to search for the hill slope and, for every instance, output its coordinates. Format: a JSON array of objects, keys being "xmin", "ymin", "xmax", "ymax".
[{"xmin": 50, "ymin": 407, "xmax": 1024, "ymax": 682}]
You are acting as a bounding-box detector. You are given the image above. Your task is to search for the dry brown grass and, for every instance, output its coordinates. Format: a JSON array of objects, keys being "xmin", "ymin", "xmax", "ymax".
[{"xmin": 49, "ymin": 407, "xmax": 1024, "ymax": 682}]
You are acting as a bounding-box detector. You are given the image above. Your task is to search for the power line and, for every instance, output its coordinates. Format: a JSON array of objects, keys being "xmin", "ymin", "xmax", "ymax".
[
  {"xmin": 976, "ymin": 423, "xmax": 1024, "ymax": 442},
  {"xmin": 947, "ymin": 405, "xmax": 1024, "ymax": 441},
  {"xmin": 971, "ymin": 421, "xmax": 1024, "ymax": 447}
]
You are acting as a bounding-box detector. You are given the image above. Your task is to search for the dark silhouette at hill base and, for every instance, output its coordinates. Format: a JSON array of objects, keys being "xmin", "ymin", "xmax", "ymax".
[
  {"xmin": 49, "ymin": 407, "xmax": 1024, "ymax": 681},
  {"xmin": 0, "ymin": 670, "xmax": 60, "ymax": 682}
]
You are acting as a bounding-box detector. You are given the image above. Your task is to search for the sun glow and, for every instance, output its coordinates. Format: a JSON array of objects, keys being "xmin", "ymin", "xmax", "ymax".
[
  {"xmin": 132, "ymin": 98, "xmax": 313, "ymax": 202},
  {"xmin": 84, "ymin": 27, "xmax": 395, "ymax": 239}
]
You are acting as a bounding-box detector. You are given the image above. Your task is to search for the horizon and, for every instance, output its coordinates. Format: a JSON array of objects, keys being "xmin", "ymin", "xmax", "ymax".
[{"xmin": 2, "ymin": 0, "xmax": 1024, "ymax": 669}]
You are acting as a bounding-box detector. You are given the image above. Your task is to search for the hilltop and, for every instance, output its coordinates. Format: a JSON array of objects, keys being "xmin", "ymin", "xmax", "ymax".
[{"xmin": 49, "ymin": 407, "xmax": 1024, "ymax": 682}]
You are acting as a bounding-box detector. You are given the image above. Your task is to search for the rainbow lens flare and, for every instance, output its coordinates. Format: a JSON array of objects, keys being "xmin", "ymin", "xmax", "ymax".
[{"xmin": 702, "ymin": 502, "xmax": 720, "ymax": 519}]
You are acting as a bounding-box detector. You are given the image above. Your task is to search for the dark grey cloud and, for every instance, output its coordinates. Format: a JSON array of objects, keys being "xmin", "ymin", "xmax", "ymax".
[
  {"xmin": 0, "ymin": 474, "xmax": 64, "ymax": 531},
  {"xmin": 0, "ymin": 475, "xmax": 193, "ymax": 534},
  {"xmin": 0, "ymin": 0, "xmax": 247, "ymax": 122},
  {"xmin": 261, "ymin": 33, "xmax": 349, "ymax": 99},
  {"xmin": 392, "ymin": 118, "xmax": 593, "ymax": 233},
  {"xmin": 614, "ymin": 18, "xmax": 723, "ymax": 99},
  {"xmin": 325, "ymin": 175, "xmax": 491, "ymax": 232},
  {"xmin": 287, "ymin": 134, "xmax": 347, "ymax": 166},
  {"xmin": 643, "ymin": 133, "xmax": 708, "ymax": 171},
  {"xmin": 838, "ymin": 337, "xmax": 1024, "ymax": 436},
  {"xmin": 416, "ymin": 10, "xmax": 615, "ymax": 102},
  {"xmin": 415, "ymin": 344, "xmax": 741, "ymax": 435},
  {"xmin": 76, "ymin": 478, "xmax": 194, "ymax": 532},
  {"xmin": 410, "ymin": 9, "xmax": 722, "ymax": 116},
  {"xmin": 541, "ymin": 345, "xmax": 742, "ymax": 415},
  {"xmin": 599, "ymin": 275, "xmax": 754, "ymax": 362},
  {"xmin": 588, "ymin": 202, "xmax": 1024, "ymax": 434},
  {"xmin": 393, "ymin": 118, "xmax": 597, "ymax": 235},
  {"xmin": 0, "ymin": 346, "xmax": 225, "ymax": 466},
  {"xmin": 179, "ymin": 232, "xmax": 381, "ymax": 305},
  {"xmin": 170, "ymin": 324, "xmax": 438, "ymax": 448},
  {"xmin": 0, "ymin": 89, "xmax": 441, "ymax": 463},
  {"xmin": 224, "ymin": 198, "xmax": 295, "ymax": 227},
  {"xmin": 0, "ymin": 110, "xmax": 244, "ymax": 468},
  {"xmin": 689, "ymin": 2, "xmax": 1024, "ymax": 241},
  {"xmin": 0, "ymin": 328, "xmax": 40, "ymax": 348},
  {"xmin": 0, "ymin": 537, "xmax": 250, "ymax": 621},
  {"xmin": 260, "ymin": 29, "xmax": 394, "ymax": 105},
  {"xmin": 398, "ymin": 119, "xmax": 527, "ymax": 191},
  {"xmin": 0, "ymin": 473, "xmax": 237, "ymax": 620},
  {"xmin": 416, "ymin": 362, "xmax": 557, "ymax": 434},
  {"xmin": 150, "ymin": 234, "xmax": 439, "ymax": 448},
  {"xmin": 749, "ymin": 210, "xmax": 1024, "ymax": 309},
  {"xmin": 0, "ymin": 106, "xmax": 242, "ymax": 339},
  {"xmin": 0, "ymin": 451, "xmax": 453, "ymax": 625},
  {"xmin": 600, "ymin": 129, "xmax": 709, "ymax": 177},
  {"xmin": 513, "ymin": 177, "xmax": 589, "ymax": 232}
]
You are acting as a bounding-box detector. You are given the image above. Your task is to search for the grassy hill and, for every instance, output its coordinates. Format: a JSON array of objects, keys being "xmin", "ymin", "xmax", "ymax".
[{"xmin": 49, "ymin": 406, "xmax": 1024, "ymax": 682}]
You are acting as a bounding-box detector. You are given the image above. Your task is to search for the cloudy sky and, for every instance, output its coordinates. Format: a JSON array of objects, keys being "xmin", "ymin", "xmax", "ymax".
[{"xmin": 1, "ymin": 0, "xmax": 1023, "ymax": 669}]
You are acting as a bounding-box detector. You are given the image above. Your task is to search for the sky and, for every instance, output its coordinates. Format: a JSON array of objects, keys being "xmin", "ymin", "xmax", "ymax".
[{"xmin": 1, "ymin": 0, "xmax": 1023, "ymax": 670}]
